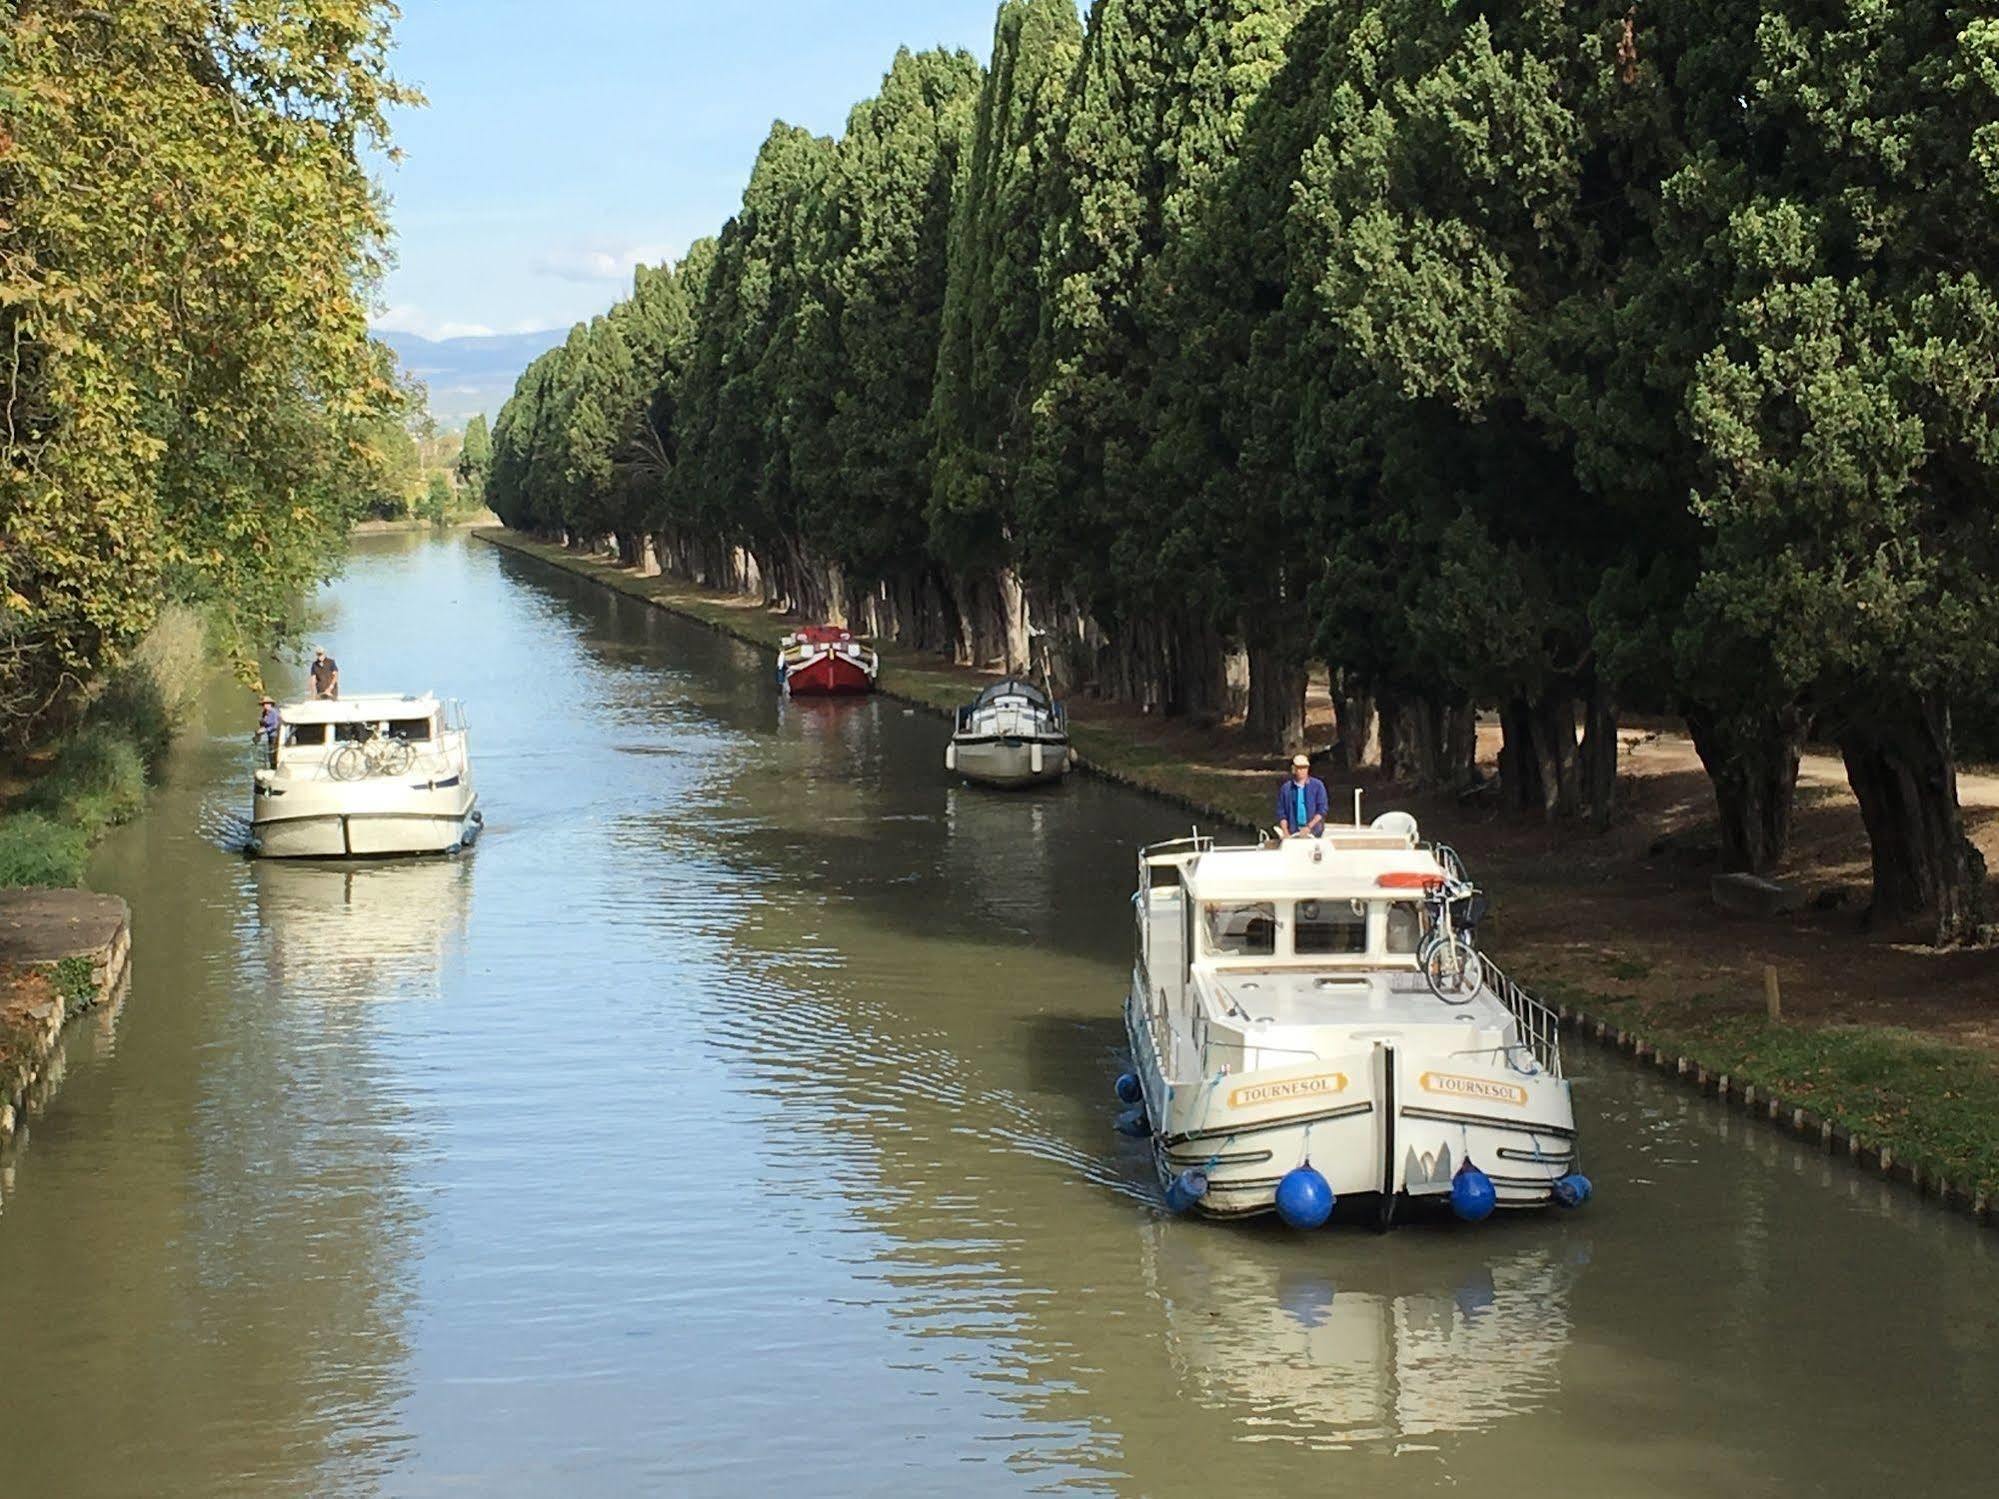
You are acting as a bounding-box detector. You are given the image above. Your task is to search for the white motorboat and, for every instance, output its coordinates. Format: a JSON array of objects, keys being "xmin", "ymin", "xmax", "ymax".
[
  {"xmin": 1122, "ymin": 814, "xmax": 1583, "ymax": 1227},
  {"xmin": 250, "ymin": 693, "xmax": 481, "ymax": 859},
  {"xmin": 945, "ymin": 678, "xmax": 1070, "ymax": 787}
]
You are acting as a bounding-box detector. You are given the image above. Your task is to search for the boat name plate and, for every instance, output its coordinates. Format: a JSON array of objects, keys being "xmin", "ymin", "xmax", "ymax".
[
  {"xmin": 1418, "ymin": 1071, "xmax": 1529, "ymax": 1107},
  {"xmin": 1227, "ymin": 1072, "xmax": 1349, "ymax": 1110}
]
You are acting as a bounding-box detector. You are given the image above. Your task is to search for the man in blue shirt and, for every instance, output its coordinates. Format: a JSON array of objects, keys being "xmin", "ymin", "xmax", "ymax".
[{"xmin": 1277, "ymin": 753, "xmax": 1329, "ymax": 838}]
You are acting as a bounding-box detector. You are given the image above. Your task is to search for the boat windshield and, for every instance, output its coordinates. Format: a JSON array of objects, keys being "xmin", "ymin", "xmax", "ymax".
[
  {"xmin": 973, "ymin": 678, "xmax": 1051, "ymax": 709},
  {"xmin": 1205, "ymin": 901, "xmax": 1275, "ymax": 956},
  {"xmin": 1295, "ymin": 899, "xmax": 1367, "ymax": 955},
  {"xmin": 1386, "ymin": 901, "xmax": 1424, "ymax": 954}
]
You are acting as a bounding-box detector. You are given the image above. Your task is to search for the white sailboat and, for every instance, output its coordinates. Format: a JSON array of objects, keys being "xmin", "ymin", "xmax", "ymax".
[{"xmin": 945, "ymin": 679, "xmax": 1070, "ymax": 787}]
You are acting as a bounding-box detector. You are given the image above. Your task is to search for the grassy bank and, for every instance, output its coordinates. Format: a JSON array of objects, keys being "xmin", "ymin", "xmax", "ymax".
[
  {"xmin": 352, "ymin": 507, "xmax": 501, "ymax": 536},
  {"xmin": 479, "ymin": 528, "xmax": 1999, "ymax": 1211},
  {"xmin": 0, "ymin": 605, "xmax": 209, "ymax": 889}
]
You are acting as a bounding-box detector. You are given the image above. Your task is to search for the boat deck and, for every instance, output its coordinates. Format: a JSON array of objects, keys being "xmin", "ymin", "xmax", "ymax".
[{"xmin": 1210, "ymin": 970, "xmax": 1491, "ymax": 1029}]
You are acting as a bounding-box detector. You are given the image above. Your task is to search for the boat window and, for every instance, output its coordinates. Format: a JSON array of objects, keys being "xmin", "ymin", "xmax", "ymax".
[
  {"xmin": 1204, "ymin": 901, "xmax": 1275, "ymax": 957},
  {"xmin": 1295, "ymin": 899, "xmax": 1368, "ymax": 955},
  {"xmin": 385, "ymin": 717, "xmax": 434, "ymax": 742},
  {"xmin": 1384, "ymin": 901, "xmax": 1424, "ymax": 954},
  {"xmin": 285, "ymin": 723, "xmax": 329, "ymax": 746},
  {"xmin": 334, "ymin": 720, "xmax": 375, "ymax": 742}
]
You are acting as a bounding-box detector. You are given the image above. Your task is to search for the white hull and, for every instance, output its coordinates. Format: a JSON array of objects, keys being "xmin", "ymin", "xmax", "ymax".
[
  {"xmin": 1125, "ymin": 986, "xmax": 1575, "ymax": 1220},
  {"xmin": 253, "ymin": 802, "xmax": 481, "ymax": 859},
  {"xmin": 946, "ymin": 735, "xmax": 1070, "ymax": 787},
  {"xmin": 253, "ymin": 775, "xmax": 480, "ymax": 858}
]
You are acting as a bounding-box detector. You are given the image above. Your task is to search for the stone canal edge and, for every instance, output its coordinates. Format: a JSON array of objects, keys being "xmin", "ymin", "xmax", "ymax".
[
  {"xmin": 0, "ymin": 890, "xmax": 132, "ymax": 1144},
  {"xmin": 479, "ymin": 527, "xmax": 1994, "ymax": 1232}
]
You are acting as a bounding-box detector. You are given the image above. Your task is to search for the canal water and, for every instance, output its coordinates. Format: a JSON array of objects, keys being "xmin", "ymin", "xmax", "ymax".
[{"xmin": 2, "ymin": 532, "xmax": 1995, "ymax": 1497}]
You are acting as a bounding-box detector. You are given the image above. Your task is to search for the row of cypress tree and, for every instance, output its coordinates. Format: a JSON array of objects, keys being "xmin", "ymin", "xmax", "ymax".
[{"xmin": 488, "ymin": 0, "xmax": 1999, "ymax": 943}]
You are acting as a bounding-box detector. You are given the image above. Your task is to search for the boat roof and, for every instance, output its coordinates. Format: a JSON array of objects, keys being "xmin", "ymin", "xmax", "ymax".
[
  {"xmin": 972, "ymin": 678, "xmax": 1051, "ymax": 708},
  {"xmin": 279, "ymin": 693, "xmax": 439, "ymax": 723},
  {"xmin": 1182, "ymin": 832, "xmax": 1446, "ymax": 901},
  {"xmin": 788, "ymin": 624, "xmax": 855, "ymax": 643}
]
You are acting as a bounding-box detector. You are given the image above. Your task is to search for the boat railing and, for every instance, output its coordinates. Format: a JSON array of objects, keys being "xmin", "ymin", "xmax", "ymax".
[
  {"xmin": 1482, "ymin": 957, "xmax": 1563, "ymax": 1078},
  {"xmin": 1140, "ymin": 832, "xmax": 1214, "ymax": 862}
]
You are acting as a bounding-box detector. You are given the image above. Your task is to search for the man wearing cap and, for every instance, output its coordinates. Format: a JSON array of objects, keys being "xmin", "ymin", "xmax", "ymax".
[
  {"xmin": 1276, "ymin": 752, "xmax": 1328, "ymax": 838},
  {"xmin": 309, "ymin": 647, "xmax": 339, "ymax": 700}
]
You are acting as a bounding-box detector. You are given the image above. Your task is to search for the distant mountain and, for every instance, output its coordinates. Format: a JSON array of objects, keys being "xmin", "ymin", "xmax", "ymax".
[{"xmin": 376, "ymin": 327, "xmax": 567, "ymax": 427}]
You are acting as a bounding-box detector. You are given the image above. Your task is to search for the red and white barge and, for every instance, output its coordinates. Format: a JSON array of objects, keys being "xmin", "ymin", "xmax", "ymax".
[{"xmin": 777, "ymin": 625, "xmax": 879, "ymax": 697}]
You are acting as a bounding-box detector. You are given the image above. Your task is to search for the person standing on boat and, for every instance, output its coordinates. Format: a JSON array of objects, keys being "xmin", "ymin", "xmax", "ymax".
[
  {"xmin": 254, "ymin": 695, "xmax": 281, "ymax": 765},
  {"xmin": 1277, "ymin": 753, "xmax": 1328, "ymax": 838},
  {"xmin": 309, "ymin": 647, "xmax": 340, "ymax": 700}
]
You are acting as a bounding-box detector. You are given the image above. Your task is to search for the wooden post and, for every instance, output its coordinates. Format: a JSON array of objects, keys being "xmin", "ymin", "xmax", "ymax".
[{"xmin": 1763, "ymin": 964, "xmax": 1783, "ymax": 1023}]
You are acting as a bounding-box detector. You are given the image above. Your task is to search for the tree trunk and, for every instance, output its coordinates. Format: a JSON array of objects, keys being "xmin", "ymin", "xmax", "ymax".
[
  {"xmin": 1441, "ymin": 700, "xmax": 1478, "ymax": 789},
  {"xmin": 1537, "ymin": 692, "xmax": 1581, "ymax": 819},
  {"xmin": 1684, "ymin": 705, "xmax": 1805, "ymax": 874},
  {"xmin": 1378, "ymin": 692, "xmax": 1427, "ymax": 783},
  {"xmin": 1245, "ymin": 632, "xmax": 1307, "ymax": 753},
  {"xmin": 1332, "ymin": 672, "xmax": 1377, "ymax": 771},
  {"xmin": 1168, "ymin": 616, "xmax": 1229, "ymax": 724},
  {"xmin": 1499, "ymin": 692, "xmax": 1581, "ymax": 820},
  {"xmin": 1375, "ymin": 694, "xmax": 1469, "ymax": 791},
  {"xmin": 1498, "ymin": 698, "xmax": 1544, "ymax": 813},
  {"xmin": 1579, "ymin": 680, "xmax": 1618, "ymax": 832},
  {"xmin": 1838, "ymin": 696, "xmax": 1988, "ymax": 943}
]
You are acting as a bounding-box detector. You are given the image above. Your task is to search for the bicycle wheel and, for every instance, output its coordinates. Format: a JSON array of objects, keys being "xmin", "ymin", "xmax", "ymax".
[
  {"xmin": 1423, "ymin": 935, "xmax": 1483, "ymax": 1004},
  {"xmin": 328, "ymin": 743, "xmax": 368, "ymax": 782},
  {"xmin": 377, "ymin": 739, "xmax": 416, "ymax": 776}
]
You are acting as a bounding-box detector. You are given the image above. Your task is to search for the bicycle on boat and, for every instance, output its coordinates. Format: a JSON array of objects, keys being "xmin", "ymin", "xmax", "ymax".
[
  {"xmin": 327, "ymin": 725, "xmax": 417, "ymax": 782},
  {"xmin": 1419, "ymin": 844, "xmax": 1487, "ymax": 1003}
]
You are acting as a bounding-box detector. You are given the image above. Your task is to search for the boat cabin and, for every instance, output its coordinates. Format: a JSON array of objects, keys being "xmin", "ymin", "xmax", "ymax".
[
  {"xmin": 1139, "ymin": 825, "xmax": 1448, "ymax": 984},
  {"xmin": 273, "ymin": 694, "xmax": 458, "ymax": 768},
  {"xmin": 973, "ymin": 678, "xmax": 1051, "ymax": 709},
  {"xmin": 957, "ymin": 678, "xmax": 1064, "ymax": 734}
]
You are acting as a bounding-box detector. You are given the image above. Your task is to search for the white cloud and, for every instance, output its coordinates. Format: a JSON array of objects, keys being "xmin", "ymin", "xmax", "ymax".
[
  {"xmin": 371, "ymin": 304, "xmax": 497, "ymax": 341},
  {"xmin": 530, "ymin": 242, "xmax": 679, "ymax": 284}
]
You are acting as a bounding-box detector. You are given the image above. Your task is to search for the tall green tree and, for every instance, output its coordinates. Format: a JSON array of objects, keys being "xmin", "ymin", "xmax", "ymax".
[
  {"xmin": 1023, "ymin": 0, "xmax": 1222, "ymax": 713},
  {"xmin": 669, "ymin": 123, "xmax": 838, "ymax": 597},
  {"xmin": 1, "ymin": 0, "xmax": 414, "ymax": 734},
  {"xmin": 929, "ymin": 0, "xmax": 1083, "ymax": 579},
  {"xmin": 457, "ymin": 413, "xmax": 492, "ymax": 499},
  {"xmin": 1670, "ymin": 0, "xmax": 1999, "ymax": 938},
  {"xmin": 1138, "ymin": 0, "xmax": 1316, "ymax": 747},
  {"xmin": 794, "ymin": 47, "xmax": 982, "ymax": 600}
]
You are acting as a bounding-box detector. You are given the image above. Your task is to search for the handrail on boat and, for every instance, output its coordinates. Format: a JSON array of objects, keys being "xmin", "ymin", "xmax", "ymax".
[
  {"xmin": 1140, "ymin": 831, "xmax": 1213, "ymax": 861},
  {"xmin": 1480, "ymin": 956, "xmax": 1564, "ymax": 1078}
]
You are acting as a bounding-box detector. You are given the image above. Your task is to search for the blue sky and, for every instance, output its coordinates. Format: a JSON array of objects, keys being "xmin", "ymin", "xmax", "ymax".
[{"xmin": 373, "ymin": 1, "xmax": 1023, "ymax": 341}]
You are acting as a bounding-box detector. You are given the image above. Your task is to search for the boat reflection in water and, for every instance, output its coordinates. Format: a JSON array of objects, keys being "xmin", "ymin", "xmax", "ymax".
[
  {"xmin": 248, "ymin": 854, "xmax": 474, "ymax": 1003},
  {"xmin": 942, "ymin": 782, "xmax": 1060, "ymax": 933},
  {"xmin": 1137, "ymin": 1220, "xmax": 1581, "ymax": 1448}
]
